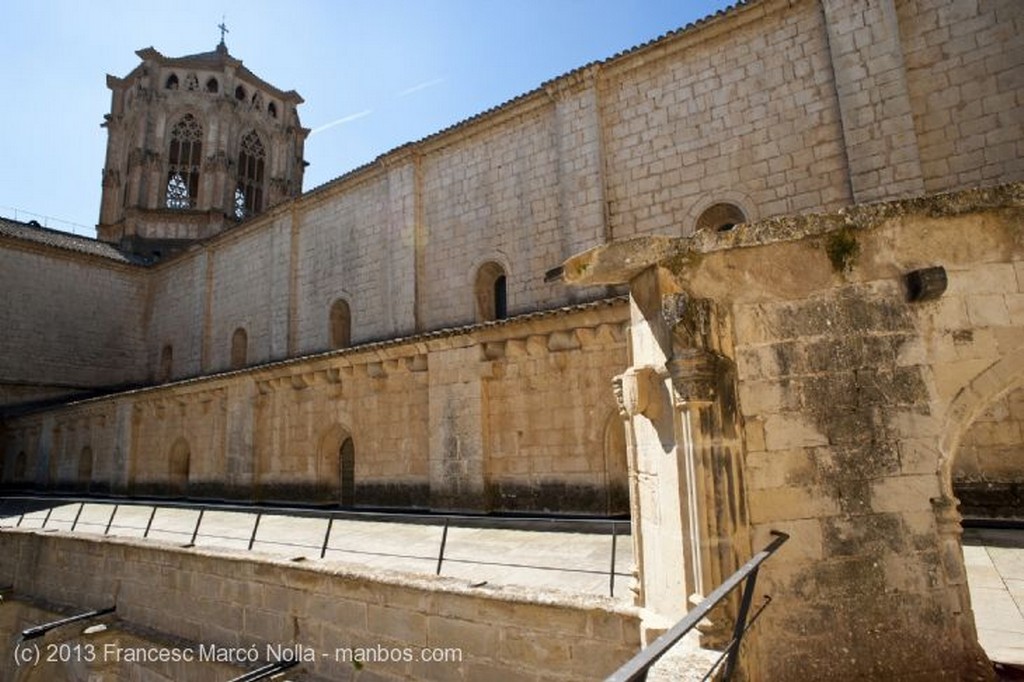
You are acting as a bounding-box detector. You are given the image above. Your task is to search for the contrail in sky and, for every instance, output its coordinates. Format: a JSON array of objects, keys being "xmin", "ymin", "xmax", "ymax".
[
  {"xmin": 310, "ymin": 109, "xmax": 373, "ymax": 135},
  {"xmin": 397, "ymin": 78, "xmax": 446, "ymax": 97}
]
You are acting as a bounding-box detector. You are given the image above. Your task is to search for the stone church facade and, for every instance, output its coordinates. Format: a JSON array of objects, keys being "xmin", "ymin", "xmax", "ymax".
[
  {"xmin": 1, "ymin": 0, "xmax": 1021, "ymax": 514},
  {"xmin": 0, "ymin": 1, "xmax": 1022, "ymax": 677}
]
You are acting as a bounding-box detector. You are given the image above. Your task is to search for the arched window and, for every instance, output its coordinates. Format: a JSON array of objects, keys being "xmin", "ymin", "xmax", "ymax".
[
  {"xmin": 475, "ymin": 262, "xmax": 508, "ymax": 322},
  {"xmin": 268, "ymin": 102, "xmax": 277, "ymax": 118},
  {"xmin": 231, "ymin": 327, "xmax": 248, "ymax": 369},
  {"xmin": 78, "ymin": 446, "xmax": 93, "ymax": 490},
  {"xmin": 235, "ymin": 85, "xmax": 246, "ymax": 101},
  {"xmin": 696, "ymin": 202, "xmax": 747, "ymax": 233},
  {"xmin": 158, "ymin": 344, "xmax": 173, "ymax": 382},
  {"xmin": 234, "ymin": 130, "xmax": 266, "ymax": 219},
  {"xmin": 165, "ymin": 73, "xmax": 179, "ymax": 90},
  {"xmin": 205, "ymin": 77, "xmax": 219, "ymax": 93},
  {"xmin": 165, "ymin": 114, "xmax": 203, "ymax": 209},
  {"xmin": 330, "ymin": 299, "xmax": 352, "ymax": 349}
]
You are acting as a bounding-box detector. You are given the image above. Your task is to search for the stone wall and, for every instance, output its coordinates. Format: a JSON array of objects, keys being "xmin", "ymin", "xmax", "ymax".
[
  {"xmin": 690, "ymin": 190, "xmax": 1022, "ymax": 679},
  {"xmin": 0, "ymin": 242, "xmax": 148, "ymax": 405},
  {"xmin": 4, "ymin": 0, "xmax": 1021, "ymax": 404},
  {"xmin": 559, "ymin": 184, "xmax": 1023, "ymax": 679},
  {"xmin": 0, "ymin": 529, "xmax": 641, "ymax": 681},
  {"xmin": 1, "ymin": 301, "xmax": 630, "ymax": 514}
]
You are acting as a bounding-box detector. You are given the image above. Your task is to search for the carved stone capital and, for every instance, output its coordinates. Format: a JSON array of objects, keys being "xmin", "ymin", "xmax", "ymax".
[{"xmin": 667, "ymin": 348, "xmax": 725, "ymax": 406}]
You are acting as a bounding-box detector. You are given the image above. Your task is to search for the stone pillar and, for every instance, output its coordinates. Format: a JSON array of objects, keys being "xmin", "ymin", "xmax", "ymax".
[
  {"xmin": 427, "ymin": 344, "xmax": 487, "ymax": 510},
  {"xmin": 615, "ymin": 266, "xmax": 750, "ymax": 644},
  {"xmin": 821, "ymin": 0, "xmax": 925, "ymax": 201}
]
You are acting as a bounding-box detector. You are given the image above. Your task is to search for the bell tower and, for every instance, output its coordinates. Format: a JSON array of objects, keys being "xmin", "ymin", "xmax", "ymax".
[{"xmin": 97, "ymin": 39, "xmax": 308, "ymax": 258}]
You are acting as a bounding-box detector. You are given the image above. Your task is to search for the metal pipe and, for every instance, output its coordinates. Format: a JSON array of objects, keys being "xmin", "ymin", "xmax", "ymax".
[
  {"xmin": 142, "ymin": 506, "xmax": 157, "ymax": 538},
  {"xmin": 70, "ymin": 502, "xmax": 85, "ymax": 531},
  {"xmin": 247, "ymin": 513, "xmax": 262, "ymax": 551},
  {"xmin": 225, "ymin": 660, "xmax": 299, "ymax": 682},
  {"xmin": 21, "ymin": 606, "xmax": 116, "ymax": 640},
  {"xmin": 320, "ymin": 517, "xmax": 334, "ymax": 559},
  {"xmin": 436, "ymin": 518, "xmax": 450, "ymax": 575},
  {"xmin": 605, "ymin": 530, "xmax": 789, "ymax": 682},
  {"xmin": 188, "ymin": 508, "xmax": 205, "ymax": 545},
  {"xmin": 104, "ymin": 505, "xmax": 119, "ymax": 535}
]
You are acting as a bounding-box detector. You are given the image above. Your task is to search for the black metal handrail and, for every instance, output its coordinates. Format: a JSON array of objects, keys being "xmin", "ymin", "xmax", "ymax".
[
  {"xmin": 0, "ymin": 495, "xmax": 631, "ymax": 596},
  {"xmin": 606, "ymin": 530, "xmax": 789, "ymax": 682}
]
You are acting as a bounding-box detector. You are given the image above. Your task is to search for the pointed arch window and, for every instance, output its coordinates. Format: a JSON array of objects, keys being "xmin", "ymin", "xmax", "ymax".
[
  {"xmin": 234, "ymin": 130, "xmax": 266, "ymax": 219},
  {"xmin": 165, "ymin": 114, "xmax": 203, "ymax": 209}
]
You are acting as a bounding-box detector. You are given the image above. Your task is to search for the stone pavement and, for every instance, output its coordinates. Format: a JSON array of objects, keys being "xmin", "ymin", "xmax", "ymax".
[
  {"xmin": 0, "ymin": 498, "xmax": 634, "ymax": 602},
  {"xmin": 963, "ymin": 527, "xmax": 1024, "ymax": 666}
]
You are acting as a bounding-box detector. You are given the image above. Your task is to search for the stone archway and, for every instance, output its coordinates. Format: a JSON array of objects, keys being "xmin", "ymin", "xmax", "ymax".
[
  {"xmin": 317, "ymin": 424, "xmax": 354, "ymax": 505},
  {"xmin": 937, "ymin": 354, "xmax": 1024, "ymax": 670},
  {"xmin": 953, "ymin": 386, "xmax": 1024, "ymax": 519},
  {"xmin": 168, "ymin": 437, "xmax": 190, "ymax": 497}
]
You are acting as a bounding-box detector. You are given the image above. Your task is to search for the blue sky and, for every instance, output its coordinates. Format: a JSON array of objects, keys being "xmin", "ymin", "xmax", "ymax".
[{"xmin": 1, "ymin": 1, "xmax": 734, "ymax": 236}]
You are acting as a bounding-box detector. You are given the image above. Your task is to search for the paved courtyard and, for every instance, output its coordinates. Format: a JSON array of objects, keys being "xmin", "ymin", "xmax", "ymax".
[{"xmin": 963, "ymin": 526, "xmax": 1024, "ymax": 666}]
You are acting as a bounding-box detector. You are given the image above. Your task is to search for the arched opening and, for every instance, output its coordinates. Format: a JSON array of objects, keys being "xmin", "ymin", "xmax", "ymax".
[
  {"xmin": 165, "ymin": 73, "xmax": 179, "ymax": 90},
  {"xmin": 603, "ymin": 413, "xmax": 630, "ymax": 515},
  {"xmin": 14, "ymin": 451, "xmax": 26, "ymax": 481},
  {"xmin": 329, "ymin": 299, "xmax": 352, "ymax": 349},
  {"xmin": 696, "ymin": 202, "xmax": 747, "ymax": 233},
  {"xmin": 158, "ymin": 344, "xmax": 173, "ymax": 382},
  {"xmin": 941, "ymin": 357, "xmax": 1024, "ymax": 671},
  {"xmin": 234, "ymin": 130, "xmax": 266, "ymax": 219},
  {"xmin": 475, "ymin": 262, "xmax": 508, "ymax": 322},
  {"xmin": 230, "ymin": 327, "xmax": 248, "ymax": 369},
  {"xmin": 340, "ymin": 438, "xmax": 355, "ymax": 507},
  {"xmin": 317, "ymin": 424, "xmax": 353, "ymax": 505},
  {"xmin": 205, "ymin": 77, "xmax": 219, "ymax": 93},
  {"xmin": 78, "ymin": 446, "xmax": 93, "ymax": 491},
  {"xmin": 168, "ymin": 437, "xmax": 190, "ymax": 497},
  {"xmin": 952, "ymin": 386, "xmax": 1024, "ymax": 519},
  {"xmin": 165, "ymin": 114, "xmax": 203, "ymax": 209},
  {"xmin": 235, "ymin": 85, "xmax": 246, "ymax": 101},
  {"xmin": 268, "ymin": 102, "xmax": 277, "ymax": 118}
]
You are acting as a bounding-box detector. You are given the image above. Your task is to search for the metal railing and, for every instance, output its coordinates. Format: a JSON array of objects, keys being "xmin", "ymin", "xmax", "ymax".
[
  {"xmin": 0, "ymin": 494, "xmax": 631, "ymax": 597},
  {"xmin": 606, "ymin": 530, "xmax": 789, "ymax": 682}
]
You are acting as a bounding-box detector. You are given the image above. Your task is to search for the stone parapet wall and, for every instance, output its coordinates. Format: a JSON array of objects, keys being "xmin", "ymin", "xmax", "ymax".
[{"xmin": 0, "ymin": 530, "xmax": 641, "ymax": 681}]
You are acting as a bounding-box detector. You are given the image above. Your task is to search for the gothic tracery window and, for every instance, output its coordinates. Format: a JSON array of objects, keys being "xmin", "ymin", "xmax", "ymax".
[
  {"xmin": 165, "ymin": 114, "xmax": 203, "ymax": 209},
  {"xmin": 235, "ymin": 130, "xmax": 266, "ymax": 219}
]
